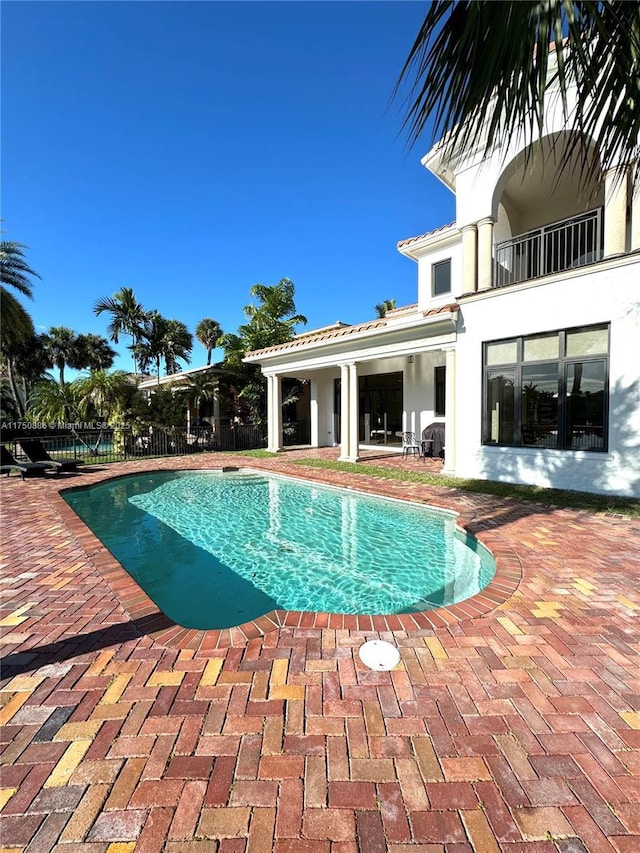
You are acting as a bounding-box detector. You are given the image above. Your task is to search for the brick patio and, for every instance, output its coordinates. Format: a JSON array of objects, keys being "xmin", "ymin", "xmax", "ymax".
[{"xmin": 1, "ymin": 448, "xmax": 639, "ymax": 852}]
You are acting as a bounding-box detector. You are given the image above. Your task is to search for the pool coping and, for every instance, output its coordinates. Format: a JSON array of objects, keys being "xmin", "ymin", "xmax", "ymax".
[{"xmin": 52, "ymin": 462, "xmax": 523, "ymax": 650}]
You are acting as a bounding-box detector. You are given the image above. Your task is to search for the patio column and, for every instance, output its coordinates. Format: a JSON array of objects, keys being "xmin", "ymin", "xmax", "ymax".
[
  {"xmin": 266, "ymin": 374, "xmax": 282, "ymax": 453},
  {"xmin": 477, "ymin": 217, "xmax": 495, "ymax": 290},
  {"xmin": 461, "ymin": 224, "xmax": 478, "ymax": 294},
  {"xmin": 348, "ymin": 362, "xmax": 359, "ymax": 463},
  {"xmin": 631, "ymin": 180, "xmax": 640, "ymax": 252},
  {"xmin": 310, "ymin": 379, "xmax": 319, "ymax": 448},
  {"xmin": 604, "ymin": 167, "xmax": 628, "ymax": 257},
  {"xmin": 338, "ymin": 362, "xmax": 359, "ymax": 462},
  {"xmin": 443, "ymin": 346, "xmax": 456, "ymax": 474}
]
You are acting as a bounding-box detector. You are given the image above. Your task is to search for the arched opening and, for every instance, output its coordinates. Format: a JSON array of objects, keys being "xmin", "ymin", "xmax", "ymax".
[{"xmin": 492, "ymin": 133, "xmax": 604, "ymax": 286}]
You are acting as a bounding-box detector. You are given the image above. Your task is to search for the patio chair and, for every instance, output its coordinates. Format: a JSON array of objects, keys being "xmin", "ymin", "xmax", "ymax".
[
  {"xmin": 19, "ymin": 439, "xmax": 80, "ymax": 473},
  {"xmin": 401, "ymin": 431, "xmax": 421, "ymax": 458},
  {"xmin": 0, "ymin": 445, "xmax": 56, "ymax": 479}
]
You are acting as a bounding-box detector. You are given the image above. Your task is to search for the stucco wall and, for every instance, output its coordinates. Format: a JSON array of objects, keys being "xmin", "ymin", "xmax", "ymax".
[
  {"xmin": 403, "ymin": 351, "xmax": 446, "ymax": 437},
  {"xmin": 453, "ymin": 258, "xmax": 640, "ymax": 496}
]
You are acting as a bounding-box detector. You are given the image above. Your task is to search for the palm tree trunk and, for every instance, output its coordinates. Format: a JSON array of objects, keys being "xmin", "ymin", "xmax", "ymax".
[
  {"xmin": 59, "ymin": 363, "xmax": 65, "ymax": 386},
  {"xmin": 7, "ymin": 359, "xmax": 25, "ymax": 418}
]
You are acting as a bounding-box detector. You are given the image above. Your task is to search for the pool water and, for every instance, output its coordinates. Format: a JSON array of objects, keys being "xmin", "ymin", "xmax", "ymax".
[{"xmin": 63, "ymin": 470, "xmax": 495, "ymax": 630}]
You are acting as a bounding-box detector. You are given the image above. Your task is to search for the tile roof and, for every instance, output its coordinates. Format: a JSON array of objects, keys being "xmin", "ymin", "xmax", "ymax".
[
  {"xmin": 245, "ymin": 302, "xmax": 458, "ymax": 359},
  {"xmin": 397, "ymin": 221, "xmax": 456, "ymax": 250}
]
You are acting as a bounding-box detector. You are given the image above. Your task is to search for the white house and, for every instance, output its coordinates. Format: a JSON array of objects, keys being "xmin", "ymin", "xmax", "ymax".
[{"xmin": 245, "ymin": 58, "xmax": 640, "ymax": 498}]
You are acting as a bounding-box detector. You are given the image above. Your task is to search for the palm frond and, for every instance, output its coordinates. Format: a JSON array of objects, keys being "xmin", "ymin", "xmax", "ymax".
[
  {"xmin": 0, "ymin": 240, "xmax": 40, "ymax": 298},
  {"xmin": 396, "ymin": 1, "xmax": 640, "ymax": 179}
]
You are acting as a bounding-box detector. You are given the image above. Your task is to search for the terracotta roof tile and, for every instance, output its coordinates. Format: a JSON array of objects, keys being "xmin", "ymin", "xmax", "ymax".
[
  {"xmin": 245, "ymin": 303, "xmax": 458, "ymax": 359},
  {"xmin": 397, "ymin": 222, "xmax": 456, "ymax": 250}
]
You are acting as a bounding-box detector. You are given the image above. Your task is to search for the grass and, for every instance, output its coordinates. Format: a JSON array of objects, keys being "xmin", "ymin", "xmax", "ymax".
[{"xmin": 291, "ymin": 458, "xmax": 640, "ymax": 517}]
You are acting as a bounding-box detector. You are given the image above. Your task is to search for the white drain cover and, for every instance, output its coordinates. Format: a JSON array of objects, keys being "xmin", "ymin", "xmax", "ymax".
[{"xmin": 358, "ymin": 640, "xmax": 401, "ymax": 671}]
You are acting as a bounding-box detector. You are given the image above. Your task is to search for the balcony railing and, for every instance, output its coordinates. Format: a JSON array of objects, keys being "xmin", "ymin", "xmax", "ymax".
[{"xmin": 494, "ymin": 207, "xmax": 603, "ymax": 288}]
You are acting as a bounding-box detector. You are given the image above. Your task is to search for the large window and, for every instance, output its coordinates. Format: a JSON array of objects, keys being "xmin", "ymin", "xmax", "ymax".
[
  {"xmin": 432, "ymin": 259, "xmax": 451, "ymax": 296},
  {"xmin": 483, "ymin": 324, "xmax": 609, "ymax": 451}
]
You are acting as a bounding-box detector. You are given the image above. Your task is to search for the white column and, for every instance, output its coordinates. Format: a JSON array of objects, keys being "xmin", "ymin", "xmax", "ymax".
[
  {"xmin": 348, "ymin": 362, "xmax": 359, "ymax": 462},
  {"xmin": 443, "ymin": 347, "xmax": 456, "ymax": 475},
  {"xmin": 310, "ymin": 379, "xmax": 319, "ymax": 448},
  {"xmin": 461, "ymin": 224, "xmax": 478, "ymax": 294},
  {"xmin": 266, "ymin": 374, "xmax": 282, "ymax": 453},
  {"xmin": 631, "ymin": 178, "xmax": 640, "ymax": 252},
  {"xmin": 338, "ymin": 363, "xmax": 351, "ymax": 461},
  {"xmin": 604, "ymin": 167, "xmax": 628, "ymax": 257},
  {"xmin": 477, "ymin": 217, "xmax": 495, "ymax": 290}
]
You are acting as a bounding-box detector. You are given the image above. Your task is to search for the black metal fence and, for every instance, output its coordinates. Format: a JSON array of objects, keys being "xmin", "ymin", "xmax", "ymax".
[{"xmin": 1, "ymin": 424, "xmax": 267, "ymax": 467}]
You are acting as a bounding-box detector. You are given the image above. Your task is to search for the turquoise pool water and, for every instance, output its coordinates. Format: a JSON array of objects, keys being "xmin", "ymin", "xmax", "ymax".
[{"xmin": 63, "ymin": 470, "xmax": 495, "ymax": 630}]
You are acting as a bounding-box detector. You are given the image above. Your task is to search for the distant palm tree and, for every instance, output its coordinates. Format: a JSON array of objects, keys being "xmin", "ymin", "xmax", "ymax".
[
  {"xmin": 76, "ymin": 370, "xmax": 133, "ymax": 421},
  {"xmin": 162, "ymin": 319, "xmax": 193, "ymax": 375},
  {"xmin": 185, "ymin": 371, "xmax": 218, "ymax": 419},
  {"xmin": 42, "ymin": 326, "xmax": 84, "ymax": 386},
  {"xmin": 195, "ymin": 318, "xmax": 223, "ymax": 366},
  {"xmin": 28, "ymin": 379, "xmax": 81, "ymax": 424},
  {"xmin": 374, "ymin": 299, "xmax": 396, "ymax": 318},
  {"xmin": 396, "ymin": 1, "xmax": 640, "ymax": 180},
  {"xmin": 134, "ymin": 313, "xmax": 193, "ymax": 382},
  {"xmin": 93, "ymin": 287, "xmax": 148, "ymax": 374},
  {"xmin": 76, "ymin": 333, "xmax": 117, "ymax": 372},
  {"xmin": 133, "ymin": 311, "xmax": 167, "ymax": 381}
]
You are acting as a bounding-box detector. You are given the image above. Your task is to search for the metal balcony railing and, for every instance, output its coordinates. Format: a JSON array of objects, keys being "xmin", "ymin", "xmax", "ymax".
[{"xmin": 494, "ymin": 207, "xmax": 603, "ymax": 288}]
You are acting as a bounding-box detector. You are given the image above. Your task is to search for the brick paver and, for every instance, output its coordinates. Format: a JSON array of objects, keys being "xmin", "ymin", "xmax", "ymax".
[{"xmin": 1, "ymin": 448, "xmax": 639, "ymax": 851}]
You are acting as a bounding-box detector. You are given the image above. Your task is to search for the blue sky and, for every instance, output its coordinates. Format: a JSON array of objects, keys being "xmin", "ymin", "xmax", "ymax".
[{"xmin": 3, "ymin": 1, "xmax": 454, "ymax": 374}]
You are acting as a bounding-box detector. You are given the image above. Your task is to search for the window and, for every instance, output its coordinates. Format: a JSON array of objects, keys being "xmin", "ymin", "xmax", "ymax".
[
  {"xmin": 434, "ymin": 366, "xmax": 446, "ymax": 416},
  {"xmin": 482, "ymin": 324, "xmax": 609, "ymax": 451},
  {"xmin": 432, "ymin": 259, "xmax": 451, "ymax": 296}
]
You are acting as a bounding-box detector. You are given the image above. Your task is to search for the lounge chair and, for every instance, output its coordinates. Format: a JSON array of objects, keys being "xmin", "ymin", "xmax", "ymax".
[
  {"xmin": 0, "ymin": 445, "xmax": 57, "ymax": 479},
  {"xmin": 18, "ymin": 439, "xmax": 80, "ymax": 473}
]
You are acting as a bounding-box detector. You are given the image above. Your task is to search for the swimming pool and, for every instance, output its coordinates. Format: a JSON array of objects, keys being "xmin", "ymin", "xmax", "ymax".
[{"xmin": 63, "ymin": 469, "xmax": 495, "ymax": 630}]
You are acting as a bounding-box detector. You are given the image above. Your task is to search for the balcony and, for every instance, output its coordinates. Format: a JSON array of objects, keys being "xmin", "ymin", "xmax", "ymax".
[{"xmin": 494, "ymin": 208, "xmax": 603, "ymax": 288}]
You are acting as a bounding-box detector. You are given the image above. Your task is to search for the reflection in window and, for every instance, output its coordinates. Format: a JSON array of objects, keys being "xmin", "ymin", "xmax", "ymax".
[
  {"xmin": 521, "ymin": 364, "xmax": 558, "ymax": 447},
  {"xmin": 565, "ymin": 361, "xmax": 606, "ymax": 449},
  {"xmin": 485, "ymin": 370, "xmax": 515, "ymax": 445}
]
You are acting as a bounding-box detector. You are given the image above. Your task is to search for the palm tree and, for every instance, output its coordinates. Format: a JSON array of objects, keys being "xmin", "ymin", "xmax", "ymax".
[
  {"xmin": 28, "ymin": 379, "xmax": 81, "ymax": 424},
  {"xmin": 0, "ymin": 239, "xmax": 41, "ymax": 411},
  {"xmin": 76, "ymin": 333, "xmax": 117, "ymax": 372},
  {"xmin": 195, "ymin": 318, "xmax": 223, "ymax": 366},
  {"xmin": 396, "ymin": 2, "xmax": 640, "ymax": 180},
  {"xmin": 134, "ymin": 313, "xmax": 193, "ymax": 382},
  {"xmin": 219, "ymin": 278, "xmax": 307, "ymax": 425},
  {"xmin": 93, "ymin": 287, "xmax": 148, "ymax": 374},
  {"xmin": 133, "ymin": 311, "xmax": 166, "ymax": 381},
  {"xmin": 42, "ymin": 326, "xmax": 83, "ymax": 386},
  {"xmin": 0, "ymin": 239, "xmax": 40, "ymax": 299},
  {"xmin": 162, "ymin": 319, "xmax": 193, "ymax": 375},
  {"xmin": 375, "ymin": 299, "xmax": 396, "ymax": 318},
  {"xmin": 75, "ymin": 370, "xmax": 133, "ymax": 421},
  {"xmin": 185, "ymin": 371, "xmax": 218, "ymax": 420},
  {"xmin": 225, "ymin": 278, "xmax": 307, "ymax": 356}
]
